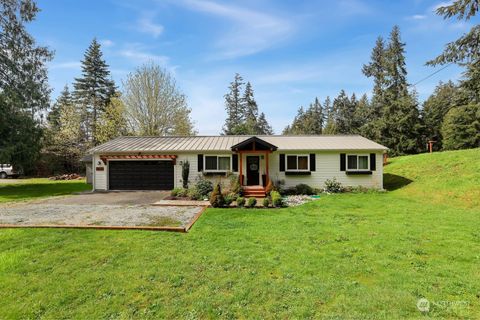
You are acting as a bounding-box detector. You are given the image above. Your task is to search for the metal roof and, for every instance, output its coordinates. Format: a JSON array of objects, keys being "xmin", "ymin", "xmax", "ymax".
[{"xmin": 89, "ymin": 135, "xmax": 387, "ymax": 153}]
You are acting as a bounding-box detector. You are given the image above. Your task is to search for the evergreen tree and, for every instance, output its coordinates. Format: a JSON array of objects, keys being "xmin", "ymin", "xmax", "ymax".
[
  {"xmin": 422, "ymin": 81, "xmax": 458, "ymax": 150},
  {"xmin": 355, "ymin": 94, "xmax": 371, "ymax": 135},
  {"xmin": 73, "ymin": 38, "xmax": 116, "ymax": 146},
  {"xmin": 258, "ymin": 112, "xmax": 274, "ymax": 135},
  {"xmin": 283, "ymin": 97, "xmax": 324, "ymax": 135},
  {"xmin": 222, "ymin": 73, "xmax": 245, "ymax": 135},
  {"xmin": 332, "ymin": 90, "xmax": 355, "ymax": 134},
  {"xmin": 48, "ymin": 85, "xmax": 72, "ymax": 131},
  {"xmin": 441, "ymin": 104, "xmax": 480, "ymax": 150},
  {"xmin": 0, "ymin": 0, "xmax": 53, "ymax": 172},
  {"xmin": 323, "ymin": 96, "xmax": 336, "ymax": 134},
  {"xmin": 243, "ymin": 81, "xmax": 260, "ymax": 134}
]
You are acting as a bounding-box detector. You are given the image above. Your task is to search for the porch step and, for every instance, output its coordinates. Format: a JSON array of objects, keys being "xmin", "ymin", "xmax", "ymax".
[{"xmin": 243, "ymin": 186, "xmax": 266, "ymax": 198}]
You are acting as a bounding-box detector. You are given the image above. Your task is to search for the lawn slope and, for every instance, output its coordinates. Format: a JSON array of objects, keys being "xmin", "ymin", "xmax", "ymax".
[{"xmin": 0, "ymin": 149, "xmax": 479, "ymax": 319}]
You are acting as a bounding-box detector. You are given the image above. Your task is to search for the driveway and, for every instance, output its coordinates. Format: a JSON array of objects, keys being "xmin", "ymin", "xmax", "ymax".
[{"xmin": 0, "ymin": 191, "xmax": 204, "ymax": 228}]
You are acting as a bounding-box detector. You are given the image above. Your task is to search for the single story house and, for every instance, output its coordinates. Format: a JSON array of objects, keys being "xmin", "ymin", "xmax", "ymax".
[{"xmin": 86, "ymin": 135, "xmax": 387, "ymax": 194}]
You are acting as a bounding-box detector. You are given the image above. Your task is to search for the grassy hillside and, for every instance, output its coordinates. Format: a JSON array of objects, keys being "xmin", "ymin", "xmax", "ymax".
[
  {"xmin": 384, "ymin": 148, "xmax": 480, "ymax": 208},
  {"xmin": 0, "ymin": 149, "xmax": 478, "ymax": 319}
]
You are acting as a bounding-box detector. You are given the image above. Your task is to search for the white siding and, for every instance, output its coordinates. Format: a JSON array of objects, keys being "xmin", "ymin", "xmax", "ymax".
[
  {"xmin": 93, "ymin": 154, "xmax": 107, "ymax": 190},
  {"xmin": 269, "ymin": 151, "xmax": 384, "ymax": 189}
]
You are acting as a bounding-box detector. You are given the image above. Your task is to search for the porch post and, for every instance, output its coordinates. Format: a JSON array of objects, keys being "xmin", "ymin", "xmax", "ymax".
[
  {"xmin": 239, "ymin": 151, "xmax": 243, "ymax": 185},
  {"xmin": 265, "ymin": 151, "xmax": 269, "ymax": 185}
]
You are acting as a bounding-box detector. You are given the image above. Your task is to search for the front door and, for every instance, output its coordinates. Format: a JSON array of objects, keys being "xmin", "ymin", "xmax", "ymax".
[{"xmin": 246, "ymin": 156, "xmax": 260, "ymax": 185}]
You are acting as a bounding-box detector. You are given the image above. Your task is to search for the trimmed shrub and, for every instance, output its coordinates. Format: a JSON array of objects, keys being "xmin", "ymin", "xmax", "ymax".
[
  {"xmin": 295, "ymin": 183, "xmax": 314, "ymax": 195},
  {"xmin": 236, "ymin": 196, "xmax": 245, "ymax": 207},
  {"xmin": 324, "ymin": 178, "xmax": 343, "ymax": 193},
  {"xmin": 247, "ymin": 197, "xmax": 257, "ymax": 207},
  {"xmin": 262, "ymin": 197, "xmax": 270, "ymax": 208},
  {"xmin": 230, "ymin": 174, "xmax": 242, "ymax": 195},
  {"xmin": 195, "ymin": 177, "xmax": 213, "ymax": 198},
  {"xmin": 224, "ymin": 192, "xmax": 235, "ymax": 206},
  {"xmin": 271, "ymin": 191, "xmax": 284, "ymax": 207},
  {"xmin": 181, "ymin": 160, "xmax": 190, "ymax": 189},
  {"xmin": 209, "ymin": 183, "xmax": 225, "ymax": 208}
]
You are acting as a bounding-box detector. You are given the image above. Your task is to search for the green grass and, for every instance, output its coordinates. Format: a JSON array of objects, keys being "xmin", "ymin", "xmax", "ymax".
[
  {"xmin": 0, "ymin": 178, "xmax": 91, "ymax": 203},
  {"xmin": 0, "ymin": 149, "xmax": 479, "ymax": 319}
]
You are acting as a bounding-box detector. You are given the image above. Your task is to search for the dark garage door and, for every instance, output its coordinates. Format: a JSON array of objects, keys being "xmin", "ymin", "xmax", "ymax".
[{"xmin": 109, "ymin": 160, "xmax": 174, "ymax": 190}]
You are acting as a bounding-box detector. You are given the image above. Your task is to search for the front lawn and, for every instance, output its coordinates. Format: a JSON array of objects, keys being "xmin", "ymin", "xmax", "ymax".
[
  {"xmin": 0, "ymin": 149, "xmax": 478, "ymax": 318},
  {"xmin": 0, "ymin": 178, "xmax": 91, "ymax": 203}
]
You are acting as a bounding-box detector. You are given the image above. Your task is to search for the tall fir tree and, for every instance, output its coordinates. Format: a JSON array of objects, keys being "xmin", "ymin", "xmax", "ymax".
[
  {"xmin": 332, "ymin": 90, "xmax": 355, "ymax": 134},
  {"xmin": 243, "ymin": 82, "xmax": 260, "ymax": 134},
  {"xmin": 73, "ymin": 38, "xmax": 116, "ymax": 146},
  {"xmin": 283, "ymin": 97, "xmax": 324, "ymax": 135},
  {"xmin": 257, "ymin": 112, "xmax": 274, "ymax": 135},
  {"xmin": 222, "ymin": 73, "xmax": 245, "ymax": 135},
  {"xmin": 422, "ymin": 81, "xmax": 458, "ymax": 150},
  {"xmin": 323, "ymin": 96, "xmax": 336, "ymax": 134},
  {"xmin": 47, "ymin": 85, "xmax": 72, "ymax": 132},
  {"xmin": 355, "ymin": 94, "xmax": 371, "ymax": 136}
]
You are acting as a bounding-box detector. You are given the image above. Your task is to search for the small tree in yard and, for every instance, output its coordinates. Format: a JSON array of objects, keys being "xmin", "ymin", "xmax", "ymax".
[
  {"xmin": 182, "ymin": 160, "xmax": 190, "ymax": 189},
  {"xmin": 209, "ymin": 183, "xmax": 225, "ymax": 207}
]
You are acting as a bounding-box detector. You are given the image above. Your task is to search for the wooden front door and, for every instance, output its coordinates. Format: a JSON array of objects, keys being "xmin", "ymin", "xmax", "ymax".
[{"xmin": 246, "ymin": 156, "xmax": 260, "ymax": 185}]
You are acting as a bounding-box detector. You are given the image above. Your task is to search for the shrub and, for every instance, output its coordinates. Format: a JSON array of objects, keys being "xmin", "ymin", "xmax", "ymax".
[
  {"xmin": 171, "ymin": 188, "xmax": 188, "ymax": 197},
  {"xmin": 223, "ymin": 192, "xmax": 236, "ymax": 206},
  {"xmin": 181, "ymin": 160, "xmax": 190, "ymax": 189},
  {"xmin": 271, "ymin": 191, "xmax": 283, "ymax": 207},
  {"xmin": 236, "ymin": 196, "xmax": 245, "ymax": 207},
  {"xmin": 195, "ymin": 176, "xmax": 213, "ymax": 198},
  {"xmin": 262, "ymin": 197, "xmax": 270, "ymax": 207},
  {"xmin": 247, "ymin": 197, "xmax": 257, "ymax": 207},
  {"xmin": 171, "ymin": 188, "xmax": 182, "ymax": 197},
  {"xmin": 187, "ymin": 187, "xmax": 202, "ymax": 200},
  {"xmin": 324, "ymin": 178, "xmax": 343, "ymax": 193},
  {"xmin": 295, "ymin": 183, "xmax": 314, "ymax": 195},
  {"xmin": 230, "ymin": 174, "xmax": 242, "ymax": 195},
  {"xmin": 209, "ymin": 183, "xmax": 225, "ymax": 207}
]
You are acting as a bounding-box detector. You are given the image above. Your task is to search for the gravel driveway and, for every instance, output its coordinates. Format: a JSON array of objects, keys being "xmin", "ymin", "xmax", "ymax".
[{"xmin": 0, "ymin": 191, "xmax": 204, "ymax": 228}]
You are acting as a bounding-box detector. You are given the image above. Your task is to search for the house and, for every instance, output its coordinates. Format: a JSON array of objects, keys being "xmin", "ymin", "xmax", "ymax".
[{"xmin": 86, "ymin": 135, "xmax": 387, "ymax": 194}]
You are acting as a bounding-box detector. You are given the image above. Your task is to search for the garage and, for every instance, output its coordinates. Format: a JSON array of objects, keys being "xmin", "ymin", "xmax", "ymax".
[{"xmin": 108, "ymin": 160, "xmax": 174, "ymax": 190}]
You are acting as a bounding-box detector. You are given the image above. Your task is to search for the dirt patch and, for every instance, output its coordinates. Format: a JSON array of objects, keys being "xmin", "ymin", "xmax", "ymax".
[{"xmin": 0, "ymin": 203, "xmax": 201, "ymax": 227}]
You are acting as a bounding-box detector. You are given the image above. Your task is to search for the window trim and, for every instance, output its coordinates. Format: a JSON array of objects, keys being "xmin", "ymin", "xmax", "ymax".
[
  {"xmin": 203, "ymin": 155, "xmax": 232, "ymax": 172},
  {"xmin": 285, "ymin": 154, "xmax": 310, "ymax": 172},
  {"xmin": 346, "ymin": 154, "xmax": 370, "ymax": 172}
]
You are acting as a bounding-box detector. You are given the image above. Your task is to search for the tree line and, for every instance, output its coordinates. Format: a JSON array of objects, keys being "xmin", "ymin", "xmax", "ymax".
[{"xmin": 280, "ymin": 3, "xmax": 479, "ymax": 155}]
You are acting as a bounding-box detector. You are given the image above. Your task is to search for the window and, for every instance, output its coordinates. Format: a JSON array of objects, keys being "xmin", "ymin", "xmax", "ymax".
[
  {"xmin": 204, "ymin": 155, "xmax": 231, "ymax": 171},
  {"xmin": 286, "ymin": 155, "xmax": 309, "ymax": 171},
  {"xmin": 347, "ymin": 154, "xmax": 369, "ymax": 171}
]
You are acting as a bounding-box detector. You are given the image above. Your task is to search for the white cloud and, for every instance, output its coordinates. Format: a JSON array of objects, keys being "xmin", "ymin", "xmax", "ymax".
[
  {"xmin": 100, "ymin": 39, "xmax": 115, "ymax": 47},
  {"xmin": 137, "ymin": 14, "xmax": 164, "ymax": 38},
  {"xmin": 178, "ymin": 0, "xmax": 294, "ymax": 58},
  {"xmin": 409, "ymin": 14, "xmax": 427, "ymax": 20},
  {"xmin": 119, "ymin": 43, "xmax": 169, "ymax": 65}
]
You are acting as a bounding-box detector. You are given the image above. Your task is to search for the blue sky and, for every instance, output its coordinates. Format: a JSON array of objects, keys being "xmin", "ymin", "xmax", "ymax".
[{"xmin": 30, "ymin": 0, "xmax": 474, "ymax": 134}]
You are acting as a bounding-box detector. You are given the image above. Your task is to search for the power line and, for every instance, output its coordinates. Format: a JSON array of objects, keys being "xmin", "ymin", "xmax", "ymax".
[{"xmin": 410, "ymin": 63, "xmax": 454, "ymax": 87}]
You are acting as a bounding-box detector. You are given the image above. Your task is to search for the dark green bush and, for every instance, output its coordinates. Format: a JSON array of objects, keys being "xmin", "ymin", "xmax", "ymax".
[
  {"xmin": 262, "ymin": 197, "xmax": 270, "ymax": 207},
  {"xmin": 236, "ymin": 196, "xmax": 245, "ymax": 207},
  {"xmin": 195, "ymin": 176, "xmax": 213, "ymax": 197},
  {"xmin": 247, "ymin": 197, "xmax": 257, "ymax": 207},
  {"xmin": 295, "ymin": 183, "xmax": 314, "ymax": 195}
]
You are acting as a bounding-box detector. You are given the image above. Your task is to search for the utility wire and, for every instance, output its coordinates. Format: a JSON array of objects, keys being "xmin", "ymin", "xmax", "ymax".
[{"xmin": 410, "ymin": 62, "xmax": 454, "ymax": 87}]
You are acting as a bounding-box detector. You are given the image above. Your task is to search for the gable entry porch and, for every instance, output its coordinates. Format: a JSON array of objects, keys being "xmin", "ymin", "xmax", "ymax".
[{"xmin": 231, "ymin": 137, "xmax": 278, "ymax": 198}]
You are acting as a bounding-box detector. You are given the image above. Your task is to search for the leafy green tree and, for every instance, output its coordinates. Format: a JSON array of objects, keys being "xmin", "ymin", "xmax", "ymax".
[
  {"xmin": 0, "ymin": 0, "xmax": 53, "ymax": 172},
  {"xmin": 422, "ymin": 81, "xmax": 459, "ymax": 150},
  {"xmin": 441, "ymin": 104, "xmax": 480, "ymax": 150},
  {"xmin": 96, "ymin": 95, "xmax": 129, "ymax": 144},
  {"xmin": 73, "ymin": 38, "xmax": 116, "ymax": 146},
  {"xmin": 223, "ymin": 73, "xmax": 245, "ymax": 135},
  {"xmin": 122, "ymin": 62, "xmax": 196, "ymax": 136}
]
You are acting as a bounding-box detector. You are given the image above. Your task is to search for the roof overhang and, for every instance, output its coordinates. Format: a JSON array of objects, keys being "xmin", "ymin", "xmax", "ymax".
[{"xmin": 231, "ymin": 136, "xmax": 278, "ymax": 152}]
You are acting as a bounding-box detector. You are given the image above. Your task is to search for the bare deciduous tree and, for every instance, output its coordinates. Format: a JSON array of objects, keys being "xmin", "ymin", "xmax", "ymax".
[{"xmin": 122, "ymin": 62, "xmax": 196, "ymax": 136}]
